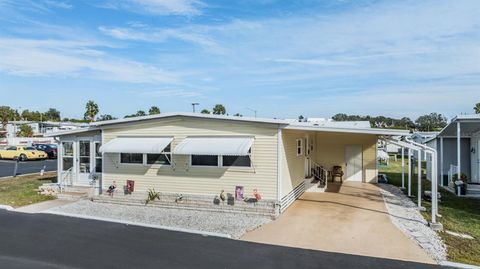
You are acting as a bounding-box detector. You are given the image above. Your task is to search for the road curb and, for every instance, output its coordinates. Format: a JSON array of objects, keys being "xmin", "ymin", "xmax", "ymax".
[
  {"xmin": 42, "ymin": 210, "xmax": 232, "ymax": 239},
  {"xmin": 0, "ymin": 171, "xmax": 56, "ymax": 180},
  {"xmin": 0, "ymin": 205, "xmax": 14, "ymax": 211},
  {"xmin": 440, "ymin": 261, "xmax": 480, "ymax": 269}
]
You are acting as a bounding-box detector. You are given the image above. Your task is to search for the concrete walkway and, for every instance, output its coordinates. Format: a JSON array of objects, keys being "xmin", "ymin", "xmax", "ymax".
[{"xmin": 241, "ymin": 182, "xmax": 435, "ymax": 264}]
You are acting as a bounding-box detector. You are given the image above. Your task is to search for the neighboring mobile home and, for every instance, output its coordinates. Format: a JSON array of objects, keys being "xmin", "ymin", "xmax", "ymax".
[
  {"xmin": 426, "ymin": 115, "xmax": 480, "ymax": 196},
  {"xmin": 47, "ymin": 113, "xmax": 407, "ymax": 212}
]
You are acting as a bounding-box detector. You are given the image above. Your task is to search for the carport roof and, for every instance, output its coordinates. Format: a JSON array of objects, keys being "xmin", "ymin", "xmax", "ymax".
[
  {"xmin": 284, "ymin": 124, "xmax": 409, "ymax": 136},
  {"xmin": 437, "ymin": 114, "xmax": 480, "ymax": 137}
]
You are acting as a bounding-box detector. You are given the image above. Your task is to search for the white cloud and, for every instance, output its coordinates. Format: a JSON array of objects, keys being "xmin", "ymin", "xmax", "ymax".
[
  {"xmin": 0, "ymin": 38, "xmax": 177, "ymax": 84},
  {"xmin": 140, "ymin": 89, "xmax": 202, "ymax": 98},
  {"xmin": 98, "ymin": 25, "xmax": 226, "ymax": 54},
  {"xmin": 44, "ymin": 0, "xmax": 72, "ymax": 9},
  {"xmin": 99, "ymin": 0, "xmax": 204, "ymax": 16}
]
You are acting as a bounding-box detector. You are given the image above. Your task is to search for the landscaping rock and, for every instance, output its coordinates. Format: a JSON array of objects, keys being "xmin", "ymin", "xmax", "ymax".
[
  {"xmin": 47, "ymin": 200, "xmax": 271, "ymax": 239},
  {"xmin": 378, "ymin": 184, "xmax": 447, "ymax": 263}
]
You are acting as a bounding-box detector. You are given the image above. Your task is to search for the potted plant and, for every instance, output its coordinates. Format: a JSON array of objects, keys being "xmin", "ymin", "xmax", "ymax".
[{"xmin": 453, "ymin": 173, "xmax": 468, "ymax": 195}]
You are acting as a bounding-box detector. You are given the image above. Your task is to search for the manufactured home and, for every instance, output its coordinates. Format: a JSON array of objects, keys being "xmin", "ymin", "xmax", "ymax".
[
  {"xmin": 426, "ymin": 114, "xmax": 480, "ymax": 196},
  {"xmin": 47, "ymin": 113, "xmax": 407, "ymax": 212}
]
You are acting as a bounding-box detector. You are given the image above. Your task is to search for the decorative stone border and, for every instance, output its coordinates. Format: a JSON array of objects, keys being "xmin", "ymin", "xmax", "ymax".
[{"xmin": 378, "ymin": 183, "xmax": 447, "ymax": 263}]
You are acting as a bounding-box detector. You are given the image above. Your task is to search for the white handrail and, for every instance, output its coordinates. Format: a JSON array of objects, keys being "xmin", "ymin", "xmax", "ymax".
[
  {"xmin": 58, "ymin": 167, "xmax": 73, "ymax": 193},
  {"xmin": 310, "ymin": 160, "xmax": 328, "ymax": 189}
]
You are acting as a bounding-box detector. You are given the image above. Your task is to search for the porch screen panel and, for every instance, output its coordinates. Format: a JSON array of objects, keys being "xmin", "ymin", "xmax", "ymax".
[{"xmin": 62, "ymin": 142, "xmax": 73, "ymax": 171}]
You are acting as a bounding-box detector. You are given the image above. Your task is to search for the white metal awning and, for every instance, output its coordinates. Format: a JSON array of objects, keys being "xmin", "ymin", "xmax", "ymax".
[
  {"xmin": 99, "ymin": 137, "xmax": 173, "ymax": 154},
  {"xmin": 174, "ymin": 137, "xmax": 253, "ymax": 156}
]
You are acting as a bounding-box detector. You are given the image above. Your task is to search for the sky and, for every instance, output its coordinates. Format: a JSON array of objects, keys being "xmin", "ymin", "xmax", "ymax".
[{"xmin": 0, "ymin": 0, "xmax": 479, "ymax": 120}]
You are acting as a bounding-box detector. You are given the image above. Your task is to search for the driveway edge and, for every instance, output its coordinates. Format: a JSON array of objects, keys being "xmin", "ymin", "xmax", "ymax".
[{"xmin": 377, "ymin": 183, "xmax": 447, "ymax": 263}]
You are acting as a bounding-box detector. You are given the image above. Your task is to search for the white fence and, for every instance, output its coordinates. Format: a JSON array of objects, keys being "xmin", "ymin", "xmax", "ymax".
[{"xmin": 448, "ymin": 164, "xmax": 458, "ymax": 187}]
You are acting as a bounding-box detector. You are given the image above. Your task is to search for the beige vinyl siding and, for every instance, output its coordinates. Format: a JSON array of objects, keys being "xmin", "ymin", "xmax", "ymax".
[
  {"xmin": 314, "ymin": 132, "xmax": 378, "ymax": 183},
  {"xmin": 280, "ymin": 129, "xmax": 314, "ymax": 198},
  {"xmin": 102, "ymin": 117, "xmax": 279, "ymax": 199}
]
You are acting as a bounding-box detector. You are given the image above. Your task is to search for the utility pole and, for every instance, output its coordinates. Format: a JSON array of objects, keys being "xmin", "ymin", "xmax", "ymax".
[
  {"xmin": 246, "ymin": 107, "xmax": 257, "ymax": 118},
  {"xmin": 191, "ymin": 103, "xmax": 199, "ymax": 113}
]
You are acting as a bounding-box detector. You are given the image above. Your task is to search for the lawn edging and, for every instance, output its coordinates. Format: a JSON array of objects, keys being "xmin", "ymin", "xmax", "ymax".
[
  {"xmin": 0, "ymin": 205, "xmax": 14, "ymax": 211},
  {"xmin": 440, "ymin": 261, "xmax": 480, "ymax": 269}
]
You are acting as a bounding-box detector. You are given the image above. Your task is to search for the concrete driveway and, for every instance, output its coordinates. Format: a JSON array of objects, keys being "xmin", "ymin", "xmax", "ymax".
[{"xmin": 241, "ymin": 182, "xmax": 434, "ymax": 264}]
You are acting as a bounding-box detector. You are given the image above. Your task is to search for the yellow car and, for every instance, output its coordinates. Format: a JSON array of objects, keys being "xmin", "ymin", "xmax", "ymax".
[{"xmin": 0, "ymin": 146, "xmax": 48, "ymax": 161}]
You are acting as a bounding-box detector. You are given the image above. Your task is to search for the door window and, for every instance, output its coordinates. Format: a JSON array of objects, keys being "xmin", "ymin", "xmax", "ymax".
[
  {"xmin": 79, "ymin": 141, "xmax": 90, "ymax": 173},
  {"xmin": 62, "ymin": 142, "xmax": 74, "ymax": 171},
  {"xmin": 94, "ymin": 142, "xmax": 102, "ymax": 173}
]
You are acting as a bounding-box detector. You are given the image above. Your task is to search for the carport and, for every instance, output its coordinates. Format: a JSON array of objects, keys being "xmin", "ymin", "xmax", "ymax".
[{"xmin": 241, "ymin": 181, "xmax": 435, "ymax": 263}]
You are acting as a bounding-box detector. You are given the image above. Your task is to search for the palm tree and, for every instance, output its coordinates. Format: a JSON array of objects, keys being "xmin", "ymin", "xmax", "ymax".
[
  {"xmin": 149, "ymin": 106, "xmax": 161, "ymax": 115},
  {"xmin": 474, "ymin": 102, "xmax": 480, "ymax": 114},
  {"xmin": 84, "ymin": 100, "xmax": 99, "ymax": 122},
  {"xmin": 212, "ymin": 104, "xmax": 226, "ymax": 115}
]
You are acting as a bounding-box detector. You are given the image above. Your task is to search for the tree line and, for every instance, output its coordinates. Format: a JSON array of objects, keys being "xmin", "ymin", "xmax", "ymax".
[
  {"xmin": 330, "ymin": 113, "xmax": 447, "ymax": 131},
  {"xmin": 2, "ymin": 101, "xmax": 480, "ymax": 133}
]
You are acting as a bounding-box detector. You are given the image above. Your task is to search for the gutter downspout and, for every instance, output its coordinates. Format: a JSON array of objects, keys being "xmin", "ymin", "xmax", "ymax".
[{"xmin": 277, "ymin": 127, "xmax": 283, "ymax": 205}]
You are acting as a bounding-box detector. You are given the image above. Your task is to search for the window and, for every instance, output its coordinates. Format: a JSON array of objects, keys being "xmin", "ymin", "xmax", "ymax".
[
  {"xmin": 191, "ymin": 155, "xmax": 218, "ymax": 166},
  {"xmin": 222, "ymin": 155, "xmax": 251, "ymax": 167},
  {"xmin": 120, "ymin": 153, "xmax": 143, "ymax": 164},
  {"xmin": 296, "ymin": 139, "xmax": 303, "ymax": 156},
  {"xmin": 146, "ymin": 143, "xmax": 171, "ymax": 165},
  {"xmin": 62, "ymin": 142, "xmax": 73, "ymax": 171},
  {"xmin": 25, "ymin": 147, "xmax": 36, "ymax": 150},
  {"xmin": 94, "ymin": 142, "xmax": 102, "ymax": 173},
  {"xmin": 7, "ymin": 146, "xmax": 16, "ymax": 150}
]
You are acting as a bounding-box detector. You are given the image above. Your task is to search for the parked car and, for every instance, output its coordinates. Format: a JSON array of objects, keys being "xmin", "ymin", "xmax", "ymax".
[
  {"xmin": 33, "ymin": 144, "xmax": 58, "ymax": 159},
  {"xmin": 0, "ymin": 145, "xmax": 48, "ymax": 161}
]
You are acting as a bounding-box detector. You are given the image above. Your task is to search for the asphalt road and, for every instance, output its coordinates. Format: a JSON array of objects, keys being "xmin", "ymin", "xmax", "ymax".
[
  {"xmin": 0, "ymin": 159, "xmax": 57, "ymax": 178},
  {"xmin": 0, "ymin": 210, "xmax": 442, "ymax": 269}
]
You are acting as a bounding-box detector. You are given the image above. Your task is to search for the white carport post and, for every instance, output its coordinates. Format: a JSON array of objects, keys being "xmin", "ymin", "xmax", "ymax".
[
  {"xmin": 387, "ymin": 138, "xmax": 442, "ymax": 229},
  {"xmin": 401, "ymin": 147, "xmax": 405, "ymax": 189},
  {"xmin": 417, "ymin": 149, "xmax": 422, "ymax": 209},
  {"xmin": 440, "ymin": 136, "xmax": 444, "ymax": 186},
  {"xmin": 408, "ymin": 148, "xmax": 412, "ymax": 197},
  {"xmin": 457, "ymin": 122, "xmax": 461, "ymax": 175}
]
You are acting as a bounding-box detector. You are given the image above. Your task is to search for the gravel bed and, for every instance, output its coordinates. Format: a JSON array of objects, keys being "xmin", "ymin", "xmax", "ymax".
[
  {"xmin": 378, "ymin": 183, "xmax": 447, "ymax": 262},
  {"xmin": 46, "ymin": 200, "xmax": 271, "ymax": 239}
]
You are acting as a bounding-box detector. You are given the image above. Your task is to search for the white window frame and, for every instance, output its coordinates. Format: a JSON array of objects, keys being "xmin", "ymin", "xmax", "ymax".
[
  {"xmin": 296, "ymin": 139, "xmax": 303, "ymax": 156},
  {"xmin": 61, "ymin": 141, "xmax": 75, "ymax": 172},
  {"xmin": 190, "ymin": 154, "xmax": 220, "ymax": 167},
  {"xmin": 118, "ymin": 143, "xmax": 172, "ymax": 167},
  {"xmin": 94, "ymin": 142, "xmax": 103, "ymax": 173},
  {"xmin": 220, "ymin": 150, "xmax": 253, "ymax": 169},
  {"xmin": 146, "ymin": 147, "xmax": 172, "ymax": 167},
  {"xmin": 119, "ymin": 153, "xmax": 144, "ymax": 165}
]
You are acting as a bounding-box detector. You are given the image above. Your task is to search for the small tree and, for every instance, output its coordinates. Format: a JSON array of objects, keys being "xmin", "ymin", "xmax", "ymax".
[
  {"xmin": 149, "ymin": 106, "xmax": 161, "ymax": 115},
  {"xmin": 233, "ymin": 113, "xmax": 242, "ymax": 117},
  {"xmin": 415, "ymin": 113, "xmax": 447, "ymax": 131},
  {"xmin": 298, "ymin": 115, "xmax": 305, "ymax": 122},
  {"xmin": 474, "ymin": 102, "xmax": 480, "ymax": 114},
  {"xmin": 16, "ymin": 124, "xmax": 34, "ymax": 137},
  {"xmin": 44, "ymin": 108, "xmax": 61, "ymax": 121},
  {"xmin": 97, "ymin": 114, "xmax": 116, "ymax": 121},
  {"xmin": 84, "ymin": 100, "xmax": 99, "ymax": 122},
  {"xmin": 200, "ymin": 109, "xmax": 210, "ymax": 114},
  {"xmin": 212, "ymin": 104, "xmax": 226, "ymax": 115}
]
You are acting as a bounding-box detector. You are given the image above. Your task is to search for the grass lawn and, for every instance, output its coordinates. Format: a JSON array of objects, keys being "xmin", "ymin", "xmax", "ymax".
[
  {"xmin": 0, "ymin": 173, "xmax": 57, "ymax": 208},
  {"xmin": 379, "ymin": 160, "xmax": 480, "ymax": 265}
]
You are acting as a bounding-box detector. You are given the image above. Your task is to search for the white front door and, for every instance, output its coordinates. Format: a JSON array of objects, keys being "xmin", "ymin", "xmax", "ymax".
[
  {"xmin": 345, "ymin": 145, "xmax": 363, "ymax": 182},
  {"xmin": 76, "ymin": 140, "xmax": 92, "ymax": 185}
]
